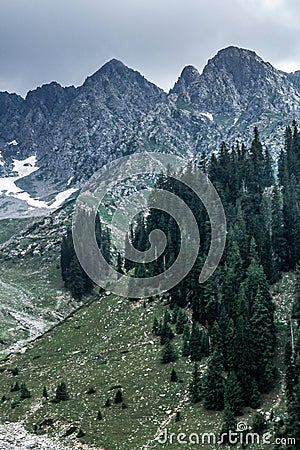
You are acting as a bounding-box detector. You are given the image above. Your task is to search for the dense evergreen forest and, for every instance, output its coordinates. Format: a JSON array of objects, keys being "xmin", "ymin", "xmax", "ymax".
[{"xmin": 61, "ymin": 124, "xmax": 300, "ymax": 446}]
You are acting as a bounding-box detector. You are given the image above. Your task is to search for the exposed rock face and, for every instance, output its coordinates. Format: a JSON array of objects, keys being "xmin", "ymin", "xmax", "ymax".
[
  {"xmin": 0, "ymin": 422, "xmax": 105, "ymax": 449},
  {"xmin": 0, "ymin": 423, "xmax": 70, "ymax": 450},
  {"xmin": 1, "ymin": 46, "xmax": 300, "ymax": 216}
]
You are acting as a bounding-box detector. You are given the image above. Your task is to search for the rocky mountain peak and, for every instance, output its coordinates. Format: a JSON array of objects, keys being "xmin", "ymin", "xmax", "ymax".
[
  {"xmin": 170, "ymin": 45, "xmax": 300, "ymax": 123},
  {"xmin": 82, "ymin": 58, "xmax": 164, "ymax": 103},
  {"xmin": 287, "ymin": 70, "xmax": 300, "ymax": 90},
  {"xmin": 171, "ymin": 65, "xmax": 200, "ymax": 96},
  {"xmin": 24, "ymin": 82, "xmax": 77, "ymax": 115},
  {"xmin": 202, "ymin": 46, "xmax": 277, "ymax": 92},
  {"xmin": 210, "ymin": 45, "xmax": 263, "ymax": 64},
  {"xmin": 181, "ymin": 65, "xmax": 200, "ymax": 80},
  {"xmin": 87, "ymin": 58, "xmax": 127, "ymax": 81},
  {"xmin": 1, "ymin": 46, "xmax": 300, "ymax": 218}
]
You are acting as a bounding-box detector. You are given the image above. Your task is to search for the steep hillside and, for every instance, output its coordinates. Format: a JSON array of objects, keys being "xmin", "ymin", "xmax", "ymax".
[
  {"xmin": 0, "ymin": 200, "xmax": 81, "ymax": 356},
  {"xmin": 0, "ymin": 273, "xmax": 293, "ymax": 450}
]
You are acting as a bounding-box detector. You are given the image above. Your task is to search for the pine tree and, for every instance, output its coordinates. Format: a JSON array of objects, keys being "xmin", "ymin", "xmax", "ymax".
[
  {"xmin": 250, "ymin": 379, "xmax": 261, "ymax": 409},
  {"xmin": 263, "ymin": 147, "xmax": 274, "ymax": 187},
  {"xmin": 247, "ymin": 127, "xmax": 265, "ymax": 200},
  {"xmin": 255, "ymin": 195, "xmax": 275, "ymax": 282},
  {"xmin": 203, "ymin": 354, "xmax": 224, "ymax": 410},
  {"xmin": 152, "ymin": 317, "xmax": 160, "ymax": 336},
  {"xmin": 61, "ymin": 228, "xmax": 94, "ymax": 299},
  {"xmin": 224, "ymin": 318, "xmax": 235, "ymax": 371},
  {"xmin": 42, "ymin": 386, "xmax": 48, "ymax": 400},
  {"xmin": 250, "ymin": 289, "xmax": 276, "ymax": 392},
  {"xmin": 171, "ymin": 304, "xmax": 180, "ymax": 324},
  {"xmin": 223, "ymin": 230, "xmax": 243, "ymax": 308},
  {"xmin": 271, "ymin": 184, "xmax": 286, "ymax": 272},
  {"xmin": 244, "ymin": 241, "xmax": 275, "ymax": 318},
  {"xmin": 114, "ymin": 389, "xmax": 123, "ymax": 404},
  {"xmin": 161, "ymin": 339, "xmax": 177, "ymax": 364},
  {"xmin": 175, "ymin": 309, "xmax": 188, "ymax": 334},
  {"xmin": 200, "ymin": 329, "xmax": 210, "ymax": 357},
  {"xmin": 233, "ymin": 205, "xmax": 249, "ymax": 264},
  {"xmin": 55, "ymin": 381, "xmax": 69, "ymax": 401},
  {"xmin": 252, "ymin": 412, "xmax": 267, "ymax": 434},
  {"xmin": 224, "ymin": 371, "xmax": 243, "ymax": 415},
  {"xmin": 97, "ymin": 410, "xmax": 103, "ymax": 420},
  {"xmin": 160, "ymin": 312, "xmax": 174, "ymax": 345},
  {"xmin": 210, "ymin": 320, "xmax": 224, "ymax": 360},
  {"xmin": 175, "ymin": 411, "xmax": 181, "ymax": 422},
  {"xmin": 221, "ymin": 402, "xmax": 237, "ymax": 438},
  {"xmin": 105, "ymin": 398, "xmax": 111, "ymax": 407},
  {"xmin": 170, "ymin": 367, "xmax": 178, "ymax": 382},
  {"xmin": 233, "ymin": 313, "xmax": 253, "ymax": 405},
  {"xmin": 282, "ymin": 176, "xmax": 300, "ymax": 269},
  {"xmin": 189, "ymin": 363, "xmax": 202, "ymax": 404},
  {"xmin": 20, "ymin": 383, "xmax": 31, "ymax": 400}
]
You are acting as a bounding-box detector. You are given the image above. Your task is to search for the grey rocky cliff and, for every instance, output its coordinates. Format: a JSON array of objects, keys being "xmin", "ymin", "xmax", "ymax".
[{"xmin": 1, "ymin": 47, "xmax": 300, "ymax": 217}]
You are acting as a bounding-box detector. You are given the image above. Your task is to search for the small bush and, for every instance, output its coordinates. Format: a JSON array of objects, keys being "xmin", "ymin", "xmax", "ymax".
[
  {"xmin": 105, "ymin": 398, "xmax": 111, "ymax": 407},
  {"xmin": 114, "ymin": 389, "xmax": 123, "ymax": 404},
  {"xmin": 10, "ymin": 381, "xmax": 20, "ymax": 392},
  {"xmin": 77, "ymin": 429, "xmax": 85, "ymax": 438},
  {"xmin": 20, "ymin": 383, "xmax": 31, "ymax": 400},
  {"xmin": 55, "ymin": 381, "xmax": 69, "ymax": 402},
  {"xmin": 86, "ymin": 387, "xmax": 96, "ymax": 395},
  {"xmin": 65, "ymin": 426, "xmax": 77, "ymax": 437},
  {"xmin": 175, "ymin": 411, "xmax": 181, "ymax": 422}
]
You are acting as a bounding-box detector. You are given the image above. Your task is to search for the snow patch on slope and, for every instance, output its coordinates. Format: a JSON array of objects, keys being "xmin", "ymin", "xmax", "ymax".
[
  {"xmin": 0, "ymin": 156, "xmax": 77, "ymax": 211},
  {"xmin": 13, "ymin": 155, "xmax": 39, "ymax": 177},
  {"xmin": 200, "ymin": 112, "xmax": 214, "ymax": 121},
  {"xmin": 49, "ymin": 188, "xmax": 77, "ymax": 209},
  {"xmin": 0, "ymin": 156, "xmax": 47, "ymax": 208}
]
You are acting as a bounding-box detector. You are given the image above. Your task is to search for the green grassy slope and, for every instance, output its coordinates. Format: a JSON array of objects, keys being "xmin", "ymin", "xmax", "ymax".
[
  {"xmin": 0, "ymin": 273, "xmax": 294, "ymax": 450},
  {"xmin": 0, "ymin": 202, "xmax": 80, "ymax": 356},
  {"xmin": 0, "ymin": 218, "xmax": 33, "ymax": 245}
]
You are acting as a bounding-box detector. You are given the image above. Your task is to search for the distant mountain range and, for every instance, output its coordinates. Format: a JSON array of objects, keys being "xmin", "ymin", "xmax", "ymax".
[{"xmin": 1, "ymin": 45, "xmax": 300, "ymax": 218}]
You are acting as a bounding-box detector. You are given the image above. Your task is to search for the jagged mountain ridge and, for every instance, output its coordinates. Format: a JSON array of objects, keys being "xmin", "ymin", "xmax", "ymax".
[{"xmin": 1, "ymin": 45, "xmax": 300, "ymax": 217}]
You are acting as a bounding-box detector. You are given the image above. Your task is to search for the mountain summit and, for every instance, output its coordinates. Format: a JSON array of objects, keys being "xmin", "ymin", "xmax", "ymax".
[
  {"xmin": 1, "ymin": 46, "xmax": 300, "ymax": 218},
  {"xmin": 173, "ymin": 45, "xmax": 300, "ymax": 117}
]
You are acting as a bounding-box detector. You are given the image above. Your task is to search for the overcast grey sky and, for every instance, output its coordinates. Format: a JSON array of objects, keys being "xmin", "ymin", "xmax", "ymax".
[{"xmin": 1, "ymin": 0, "xmax": 300, "ymax": 97}]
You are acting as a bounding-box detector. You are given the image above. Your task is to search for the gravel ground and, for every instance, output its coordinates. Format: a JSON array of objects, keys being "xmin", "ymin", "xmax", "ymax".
[{"xmin": 0, "ymin": 423, "xmax": 70, "ymax": 450}]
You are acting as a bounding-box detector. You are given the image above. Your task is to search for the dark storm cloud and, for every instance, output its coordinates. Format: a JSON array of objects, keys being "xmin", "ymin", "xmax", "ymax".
[{"xmin": 1, "ymin": 0, "xmax": 300, "ymax": 96}]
